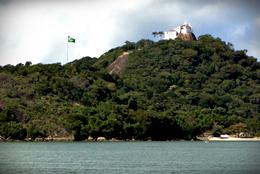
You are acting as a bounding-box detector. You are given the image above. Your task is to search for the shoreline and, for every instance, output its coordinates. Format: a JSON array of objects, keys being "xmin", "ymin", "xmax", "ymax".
[
  {"xmin": 2, "ymin": 135, "xmax": 260, "ymax": 142},
  {"xmin": 1, "ymin": 138, "xmax": 260, "ymax": 142},
  {"xmin": 198, "ymin": 136, "xmax": 260, "ymax": 142}
]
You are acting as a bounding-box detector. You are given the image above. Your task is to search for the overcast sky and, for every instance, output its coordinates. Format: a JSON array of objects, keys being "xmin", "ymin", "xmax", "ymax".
[{"xmin": 0, "ymin": 0, "xmax": 259, "ymax": 66}]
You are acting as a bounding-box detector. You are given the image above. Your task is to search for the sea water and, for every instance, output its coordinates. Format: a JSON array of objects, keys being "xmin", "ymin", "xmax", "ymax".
[{"xmin": 0, "ymin": 141, "xmax": 259, "ymax": 174}]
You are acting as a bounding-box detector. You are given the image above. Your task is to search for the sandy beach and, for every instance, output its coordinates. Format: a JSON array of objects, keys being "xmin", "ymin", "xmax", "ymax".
[{"xmin": 201, "ymin": 137, "xmax": 260, "ymax": 142}]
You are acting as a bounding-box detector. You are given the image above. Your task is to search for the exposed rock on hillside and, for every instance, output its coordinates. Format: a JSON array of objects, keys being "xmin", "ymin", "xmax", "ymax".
[
  {"xmin": 177, "ymin": 32, "xmax": 196, "ymax": 41},
  {"xmin": 108, "ymin": 52, "xmax": 129, "ymax": 75}
]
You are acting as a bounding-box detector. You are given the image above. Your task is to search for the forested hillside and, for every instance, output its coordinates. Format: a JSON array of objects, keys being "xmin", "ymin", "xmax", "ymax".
[{"xmin": 0, "ymin": 35, "xmax": 259, "ymax": 141}]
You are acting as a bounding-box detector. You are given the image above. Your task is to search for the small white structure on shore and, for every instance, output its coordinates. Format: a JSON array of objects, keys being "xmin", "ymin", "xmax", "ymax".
[
  {"xmin": 220, "ymin": 134, "xmax": 229, "ymax": 139},
  {"xmin": 163, "ymin": 22, "xmax": 193, "ymax": 40}
]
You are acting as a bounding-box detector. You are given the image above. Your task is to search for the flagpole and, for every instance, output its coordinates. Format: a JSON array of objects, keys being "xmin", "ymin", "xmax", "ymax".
[
  {"xmin": 67, "ymin": 40, "xmax": 69, "ymax": 63},
  {"xmin": 67, "ymin": 35, "xmax": 75, "ymax": 63}
]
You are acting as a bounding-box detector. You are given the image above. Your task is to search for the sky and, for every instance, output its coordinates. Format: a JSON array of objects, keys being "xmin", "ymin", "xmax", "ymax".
[{"xmin": 0, "ymin": 0, "xmax": 260, "ymax": 66}]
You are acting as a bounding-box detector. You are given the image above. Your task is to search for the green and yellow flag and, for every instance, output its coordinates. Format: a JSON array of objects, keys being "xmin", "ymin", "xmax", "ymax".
[{"xmin": 68, "ymin": 36, "xmax": 75, "ymax": 43}]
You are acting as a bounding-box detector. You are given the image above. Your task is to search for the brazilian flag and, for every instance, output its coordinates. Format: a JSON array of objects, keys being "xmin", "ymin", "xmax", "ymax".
[{"xmin": 68, "ymin": 36, "xmax": 75, "ymax": 43}]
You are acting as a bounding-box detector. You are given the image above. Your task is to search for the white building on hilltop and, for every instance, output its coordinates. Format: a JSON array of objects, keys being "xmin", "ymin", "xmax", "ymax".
[{"xmin": 163, "ymin": 22, "xmax": 193, "ymax": 40}]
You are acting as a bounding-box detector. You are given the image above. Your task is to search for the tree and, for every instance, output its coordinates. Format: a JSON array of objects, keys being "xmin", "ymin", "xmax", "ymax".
[
  {"xmin": 0, "ymin": 122, "xmax": 27, "ymax": 140},
  {"xmin": 128, "ymin": 97, "xmax": 137, "ymax": 111}
]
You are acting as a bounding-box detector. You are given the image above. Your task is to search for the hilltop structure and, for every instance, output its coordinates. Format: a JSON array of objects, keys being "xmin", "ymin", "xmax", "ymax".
[{"xmin": 153, "ymin": 22, "xmax": 196, "ymax": 41}]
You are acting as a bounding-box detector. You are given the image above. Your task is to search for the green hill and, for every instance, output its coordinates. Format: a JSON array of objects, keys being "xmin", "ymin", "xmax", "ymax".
[{"xmin": 0, "ymin": 35, "xmax": 259, "ymax": 141}]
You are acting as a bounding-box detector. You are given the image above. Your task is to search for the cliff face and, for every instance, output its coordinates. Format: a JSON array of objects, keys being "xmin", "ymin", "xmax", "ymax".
[
  {"xmin": 177, "ymin": 32, "xmax": 196, "ymax": 41},
  {"xmin": 108, "ymin": 52, "xmax": 129, "ymax": 75}
]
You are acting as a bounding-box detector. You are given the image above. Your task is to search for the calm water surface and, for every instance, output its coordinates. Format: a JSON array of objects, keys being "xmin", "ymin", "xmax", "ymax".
[{"xmin": 0, "ymin": 141, "xmax": 259, "ymax": 174}]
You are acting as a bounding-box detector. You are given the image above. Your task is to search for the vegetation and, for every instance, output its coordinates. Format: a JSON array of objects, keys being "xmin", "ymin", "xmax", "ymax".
[{"xmin": 0, "ymin": 35, "xmax": 260, "ymax": 141}]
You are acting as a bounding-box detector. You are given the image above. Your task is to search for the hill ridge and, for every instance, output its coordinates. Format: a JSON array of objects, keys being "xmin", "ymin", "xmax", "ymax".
[{"xmin": 0, "ymin": 34, "xmax": 259, "ymax": 141}]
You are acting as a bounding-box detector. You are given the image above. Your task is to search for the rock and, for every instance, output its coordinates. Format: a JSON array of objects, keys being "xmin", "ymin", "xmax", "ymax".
[
  {"xmin": 169, "ymin": 85, "xmax": 178, "ymax": 90},
  {"xmin": 0, "ymin": 136, "xmax": 5, "ymax": 141},
  {"xmin": 108, "ymin": 52, "xmax": 129, "ymax": 75},
  {"xmin": 97, "ymin": 137, "xmax": 106, "ymax": 141},
  {"xmin": 25, "ymin": 137, "xmax": 32, "ymax": 141},
  {"xmin": 45, "ymin": 135, "xmax": 73, "ymax": 141},
  {"xmin": 177, "ymin": 32, "xmax": 196, "ymax": 41},
  {"xmin": 35, "ymin": 137, "xmax": 44, "ymax": 141},
  {"xmin": 87, "ymin": 136, "xmax": 94, "ymax": 141}
]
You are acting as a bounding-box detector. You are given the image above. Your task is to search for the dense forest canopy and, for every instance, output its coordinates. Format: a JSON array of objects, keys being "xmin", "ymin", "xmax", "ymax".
[{"xmin": 0, "ymin": 35, "xmax": 259, "ymax": 141}]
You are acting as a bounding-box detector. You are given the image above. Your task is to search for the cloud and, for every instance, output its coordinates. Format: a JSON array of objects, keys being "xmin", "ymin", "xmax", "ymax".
[
  {"xmin": 0, "ymin": 0, "xmax": 12, "ymax": 6},
  {"xmin": 0, "ymin": 0, "xmax": 259, "ymax": 66},
  {"xmin": 0, "ymin": 0, "xmax": 150, "ymax": 65}
]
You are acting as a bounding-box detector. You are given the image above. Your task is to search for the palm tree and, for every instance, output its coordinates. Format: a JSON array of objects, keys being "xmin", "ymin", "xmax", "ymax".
[{"xmin": 152, "ymin": 31, "xmax": 164, "ymax": 37}]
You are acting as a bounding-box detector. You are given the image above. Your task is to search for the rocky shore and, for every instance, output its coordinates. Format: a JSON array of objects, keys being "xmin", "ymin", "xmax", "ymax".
[
  {"xmin": 0, "ymin": 135, "xmax": 132, "ymax": 142},
  {"xmin": 2, "ymin": 134, "xmax": 260, "ymax": 142}
]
